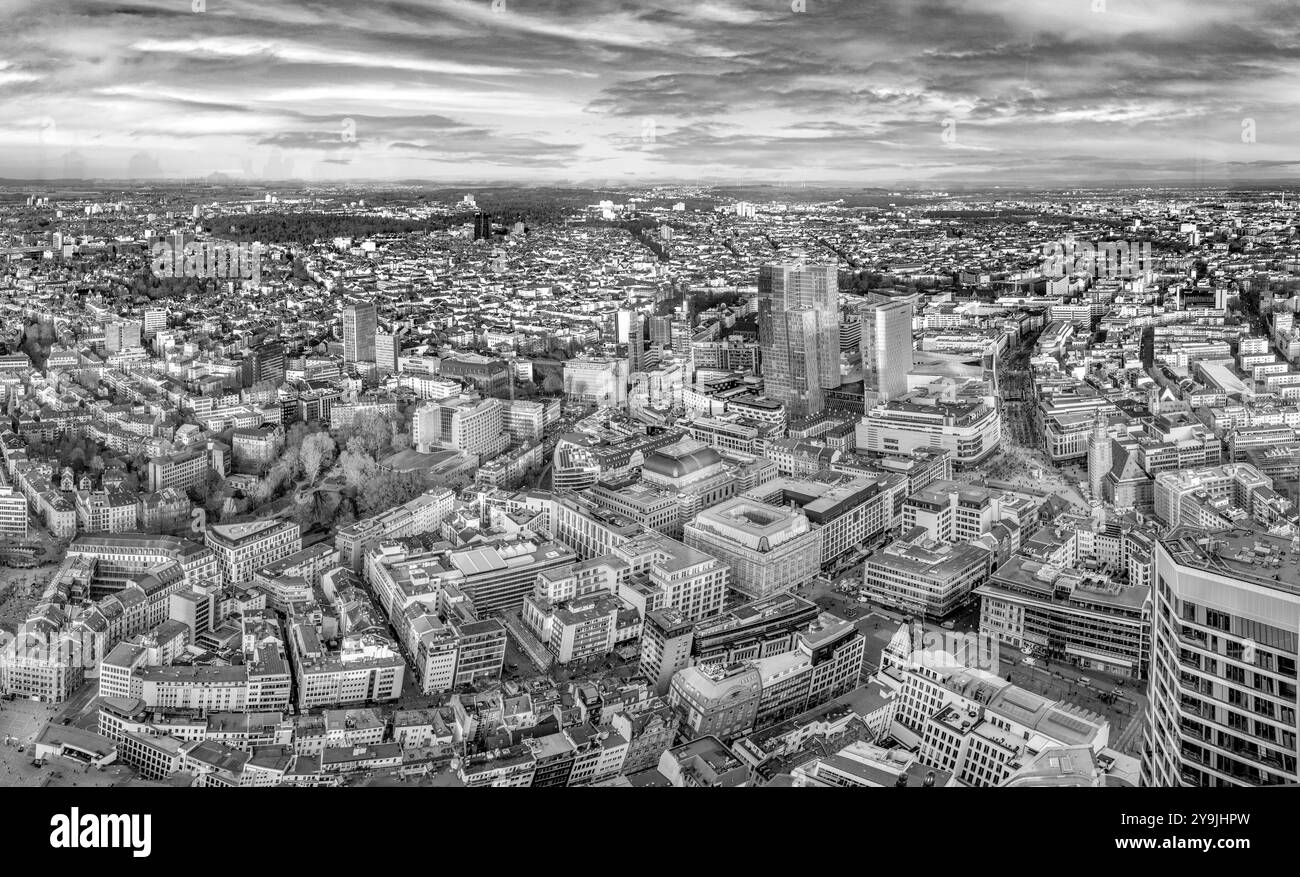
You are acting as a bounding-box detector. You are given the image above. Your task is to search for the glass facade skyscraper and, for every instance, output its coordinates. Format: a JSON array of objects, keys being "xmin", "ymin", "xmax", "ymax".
[{"xmin": 757, "ymin": 262, "xmax": 840, "ymax": 418}]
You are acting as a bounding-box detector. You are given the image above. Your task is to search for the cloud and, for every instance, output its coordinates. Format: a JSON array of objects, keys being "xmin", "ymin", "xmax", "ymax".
[{"xmin": 0, "ymin": 0, "xmax": 1297, "ymax": 182}]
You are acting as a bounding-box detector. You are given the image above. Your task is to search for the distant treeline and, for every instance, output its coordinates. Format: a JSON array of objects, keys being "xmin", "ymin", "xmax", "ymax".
[
  {"xmin": 206, "ymin": 190, "xmax": 612, "ymax": 242},
  {"xmin": 209, "ymin": 213, "xmax": 469, "ymax": 243}
]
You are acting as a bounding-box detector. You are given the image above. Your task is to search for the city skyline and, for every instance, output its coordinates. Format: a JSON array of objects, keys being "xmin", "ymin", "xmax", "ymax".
[{"xmin": 3, "ymin": 0, "xmax": 1300, "ymax": 185}]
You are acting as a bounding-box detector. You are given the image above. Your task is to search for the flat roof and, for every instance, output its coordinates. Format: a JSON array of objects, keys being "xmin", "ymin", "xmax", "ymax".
[{"xmin": 1161, "ymin": 525, "xmax": 1300, "ymax": 596}]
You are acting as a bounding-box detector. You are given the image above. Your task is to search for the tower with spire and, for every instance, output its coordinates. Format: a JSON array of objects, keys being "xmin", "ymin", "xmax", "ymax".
[{"xmin": 1087, "ymin": 408, "xmax": 1111, "ymax": 502}]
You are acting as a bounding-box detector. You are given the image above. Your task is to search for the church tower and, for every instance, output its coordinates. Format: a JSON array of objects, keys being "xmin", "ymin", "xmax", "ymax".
[{"xmin": 1087, "ymin": 409, "xmax": 1111, "ymax": 502}]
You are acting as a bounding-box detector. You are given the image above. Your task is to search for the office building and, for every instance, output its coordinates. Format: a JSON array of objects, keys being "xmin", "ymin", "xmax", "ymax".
[
  {"xmin": 104, "ymin": 320, "xmax": 142, "ymax": 353},
  {"xmin": 0, "ymin": 485, "xmax": 28, "ymax": 538},
  {"xmin": 343, "ymin": 302, "xmax": 377, "ymax": 364},
  {"xmin": 142, "ymin": 308, "xmax": 167, "ymax": 336},
  {"xmin": 741, "ymin": 472, "xmax": 905, "ymax": 568},
  {"xmin": 375, "ymin": 328, "xmax": 401, "ymax": 376},
  {"xmin": 757, "ymin": 262, "xmax": 840, "ymax": 418},
  {"xmin": 880, "ymin": 645, "xmax": 1110, "ymax": 787},
  {"xmin": 668, "ymin": 662, "xmax": 762, "ymax": 742},
  {"xmin": 563, "ymin": 357, "xmax": 629, "ymax": 409},
  {"xmin": 639, "ymin": 608, "xmax": 695, "ymax": 696},
  {"xmin": 335, "ymin": 488, "xmax": 455, "ymax": 571},
  {"xmin": 412, "ymin": 395, "xmax": 509, "ymax": 459},
  {"xmin": 861, "ymin": 531, "xmax": 991, "ymax": 619},
  {"xmin": 977, "ymin": 555, "xmax": 1151, "ymax": 678},
  {"xmin": 1153, "ymin": 463, "xmax": 1287, "ymax": 530},
  {"xmin": 613, "ymin": 530, "xmax": 730, "ymax": 624},
  {"xmin": 205, "ymin": 519, "xmax": 302, "ymax": 587},
  {"xmin": 857, "ymin": 398, "xmax": 1002, "ymax": 467},
  {"xmin": 289, "ymin": 622, "xmax": 406, "ymax": 710},
  {"xmin": 857, "ymin": 298, "xmax": 913, "ymax": 403},
  {"xmin": 1144, "ymin": 528, "xmax": 1300, "ymax": 787}
]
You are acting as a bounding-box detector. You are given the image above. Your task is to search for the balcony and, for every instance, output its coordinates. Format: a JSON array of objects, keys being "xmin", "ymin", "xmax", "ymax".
[{"xmin": 1178, "ymin": 721, "xmax": 1211, "ymax": 743}]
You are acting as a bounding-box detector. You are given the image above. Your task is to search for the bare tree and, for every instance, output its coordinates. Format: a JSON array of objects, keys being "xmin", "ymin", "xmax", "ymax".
[{"xmin": 298, "ymin": 432, "xmax": 337, "ymax": 484}]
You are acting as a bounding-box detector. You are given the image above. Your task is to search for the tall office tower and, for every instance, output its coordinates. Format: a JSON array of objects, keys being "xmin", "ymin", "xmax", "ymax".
[
  {"xmin": 670, "ymin": 318, "xmax": 693, "ymax": 354},
  {"xmin": 757, "ymin": 263, "xmax": 840, "ymax": 418},
  {"xmin": 628, "ymin": 311, "xmax": 645, "ymax": 373},
  {"xmin": 343, "ymin": 302, "xmax": 377, "ymax": 364},
  {"xmin": 375, "ymin": 328, "xmax": 400, "ymax": 376},
  {"xmin": 247, "ymin": 341, "xmax": 286, "ymax": 386},
  {"xmin": 650, "ymin": 315, "xmax": 673, "ymax": 350},
  {"xmin": 142, "ymin": 307, "xmax": 167, "ymax": 337},
  {"xmin": 1087, "ymin": 410, "xmax": 1112, "ymax": 501},
  {"xmin": 859, "ymin": 298, "xmax": 913, "ymax": 403},
  {"xmin": 1144, "ymin": 529, "xmax": 1300, "ymax": 787},
  {"xmin": 473, "ymin": 213, "xmax": 493, "ymax": 240}
]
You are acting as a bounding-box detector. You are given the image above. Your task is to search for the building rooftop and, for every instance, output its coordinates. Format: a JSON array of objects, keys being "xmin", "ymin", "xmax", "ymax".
[{"xmin": 1161, "ymin": 524, "xmax": 1300, "ymax": 596}]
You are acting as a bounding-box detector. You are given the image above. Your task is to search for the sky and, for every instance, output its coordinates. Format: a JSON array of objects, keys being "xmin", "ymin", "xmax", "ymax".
[{"xmin": 2, "ymin": 0, "xmax": 1299, "ymax": 185}]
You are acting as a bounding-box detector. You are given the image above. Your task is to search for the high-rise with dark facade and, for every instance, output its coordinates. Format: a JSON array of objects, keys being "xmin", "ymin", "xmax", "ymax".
[
  {"xmin": 245, "ymin": 341, "xmax": 286, "ymax": 387},
  {"xmin": 757, "ymin": 262, "xmax": 840, "ymax": 418},
  {"xmin": 474, "ymin": 213, "xmax": 493, "ymax": 240}
]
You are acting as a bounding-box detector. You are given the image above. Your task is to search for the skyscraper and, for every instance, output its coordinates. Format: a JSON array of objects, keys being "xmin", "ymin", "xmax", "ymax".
[
  {"xmin": 627, "ymin": 311, "xmax": 645, "ymax": 373},
  {"xmin": 246, "ymin": 341, "xmax": 285, "ymax": 387},
  {"xmin": 375, "ymin": 327, "xmax": 401, "ymax": 376},
  {"xmin": 858, "ymin": 298, "xmax": 912, "ymax": 403},
  {"xmin": 473, "ymin": 213, "xmax": 493, "ymax": 241},
  {"xmin": 1144, "ymin": 528, "xmax": 1300, "ymax": 787},
  {"xmin": 757, "ymin": 263, "xmax": 840, "ymax": 418},
  {"xmin": 343, "ymin": 302, "xmax": 377, "ymax": 364},
  {"xmin": 649, "ymin": 315, "xmax": 673, "ymax": 350},
  {"xmin": 142, "ymin": 307, "xmax": 168, "ymax": 337}
]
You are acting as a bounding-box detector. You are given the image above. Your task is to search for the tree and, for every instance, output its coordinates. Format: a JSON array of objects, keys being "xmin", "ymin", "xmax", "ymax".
[
  {"xmin": 298, "ymin": 432, "xmax": 336, "ymax": 484},
  {"xmin": 353, "ymin": 416, "xmax": 393, "ymax": 458},
  {"xmin": 359, "ymin": 470, "xmax": 429, "ymax": 516},
  {"xmin": 338, "ymin": 442, "xmax": 378, "ymax": 489}
]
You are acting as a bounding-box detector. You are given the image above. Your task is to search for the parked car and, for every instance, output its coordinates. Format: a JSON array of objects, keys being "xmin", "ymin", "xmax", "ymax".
[
  {"xmin": 1078, "ymin": 677, "xmax": 1092, "ymax": 686},
  {"xmin": 1023, "ymin": 658, "xmax": 1037, "ymax": 667}
]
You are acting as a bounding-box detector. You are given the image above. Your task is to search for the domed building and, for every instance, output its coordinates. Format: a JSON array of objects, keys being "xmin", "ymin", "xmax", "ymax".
[
  {"xmin": 641, "ymin": 441, "xmax": 723, "ymax": 482},
  {"xmin": 640, "ymin": 438, "xmax": 736, "ymax": 519}
]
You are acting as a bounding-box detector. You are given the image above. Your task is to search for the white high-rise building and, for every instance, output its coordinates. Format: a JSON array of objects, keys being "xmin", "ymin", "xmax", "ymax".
[
  {"xmin": 143, "ymin": 308, "xmax": 168, "ymax": 337},
  {"xmin": 343, "ymin": 302, "xmax": 377, "ymax": 364},
  {"xmin": 375, "ymin": 329, "xmax": 400, "ymax": 375},
  {"xmin": 1144, "ymin": 528, "xmax": 1300, "ymax": 787},
  {"xmin": 858, "ymin": 298, "xmax": 913, "ymax": 403}
]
